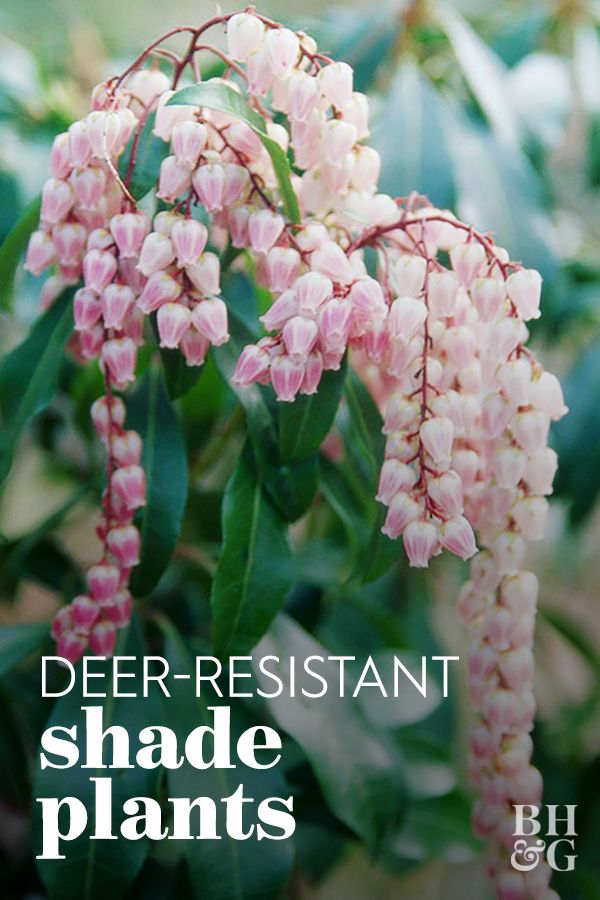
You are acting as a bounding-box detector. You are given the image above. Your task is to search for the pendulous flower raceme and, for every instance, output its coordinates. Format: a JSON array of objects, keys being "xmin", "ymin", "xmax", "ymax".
[{"xmin": 24, "ymin": 9, "xmax": 566, "ymax": 897}]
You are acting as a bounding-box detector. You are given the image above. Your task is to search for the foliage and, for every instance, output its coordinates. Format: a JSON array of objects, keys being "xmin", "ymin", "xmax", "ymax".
[{"xmin": 0, "ymin": 3, "xmax": 599, "ymax": 898}]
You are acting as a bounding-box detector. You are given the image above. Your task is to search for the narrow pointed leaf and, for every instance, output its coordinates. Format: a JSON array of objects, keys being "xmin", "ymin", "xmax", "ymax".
[
  {"xmin": 255, "ymin": 614, "xmax": 407, "ymax": 850},
  {"xmin": 127, "ymin": 367, "xmax": 188, "ymax": 595},
  {"xmin": 278, "ymin": 361, "xmax": 347, "ymax": 462},
  {"xmin": 0, "ymin": 289, "xmax": 74, "ymax": 485},
  {"xmin": 212, "ymin": 444, "xmax": 293, "ymax": 657},
  {"xmin": 118, "ymin": 113, "xmax": 169, "ymax": 201},
  {"xmin": 169, "ymin": 80, "xmax": 300, "ymax": 223},
  {"xmin": 0, "ymin": 194, "xmax": 41, "ymax": 311},
  {"xmin": 159, "ymin": 619, "xmax": 294, "ymax": 900},
  {"xmin": 0, "ymin": 623, "xmax": 48, "ymax": 677},
  {"xmin": 33, "ymin": 619, "xmax": 162, "ymax": 900}
]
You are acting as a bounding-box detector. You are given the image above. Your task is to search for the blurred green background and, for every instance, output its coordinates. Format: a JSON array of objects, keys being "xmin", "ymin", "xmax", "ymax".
[{"xmin": 1, "ymin": 1, "xmax": 600, "ymax": 898}]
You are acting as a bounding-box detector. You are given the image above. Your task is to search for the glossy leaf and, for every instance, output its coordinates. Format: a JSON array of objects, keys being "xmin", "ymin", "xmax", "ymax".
[
  {"xmin": 374, "ymin": 61, "xmax": 455, "ymax": 209},
  {"xmin": 211, "ymin": 444, "xmax": 293, "ymax": 657},
  {"xmin": 384, "ymin": 790, "xmax": 479, "ymax": 868},
  {"xmin": 214, "ymin": 274, "xmax": 319, "ymax": 521},
  {"xmin": 436, "ymin": 5, "xmax": 519, "ymax": 147},
  {"xmin": 118, "ymin": 113, "xmax": 169, "ymax": 201},
  {"xmin": 0, "ymin": 623, "xmax": 48, "ymax": 677},
  {"xmin": 255, "ymin": 614, "xmax": 407, "ymax": 850},
  {"xmin": 0, "ymin": 288, "xmax": 74, "ymax": 485},
  {"xmin": 34, "ymin": 618, "xmax": 163, "ymax": 900},
  {"xmin": 159, "ymin": 619, "xmax": 294, "ymax": 900},
  {"xmin": 306, "ymin": 7, "xmax": 399, "ymax": 92},
  {"xmin": 0, "ymin": 194, "xmax": 41, "ymax": 311},
  {"xmin": 278, "ymin": 361, "xmax": 346, "ymax": 462},
  {"xmin": 160, "ymin": 346, "xmax": 204, "ymax": 400},
  {"xmin": 553, "ymin": 339, "xmax": 600, "ymax": 524},
  {"xmin": 127, "ymin": 367, "xmax": 188, "ymax": 594},
  {"xmin": 168, "ymin": 80, "xmax": 300, "ymax": 223},
  {"xmin": 448, "ymin": 118, "xmax": 557, "ymax": 282}
]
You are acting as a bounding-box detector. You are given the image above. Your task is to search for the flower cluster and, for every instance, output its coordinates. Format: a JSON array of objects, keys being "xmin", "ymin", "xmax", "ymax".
[
  {"xmin": 51, "ymin": 393, "xmax": 144, "ymax": 661},
  {"xmin": 23, "ymin": 11, "xmax": 567, "ymax": 896},
  {"xmin": 459, "ymin": 568, "xmax": 557, "ymax": 900}
]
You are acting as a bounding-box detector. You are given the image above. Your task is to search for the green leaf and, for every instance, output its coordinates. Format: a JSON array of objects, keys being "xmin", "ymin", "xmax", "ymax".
[
  {"xmin": 118, "ymin": 113, "xmax": 169, "ymax": 201},
  {"xmin": 0, "ymin": 623, "xmax": 48, "ymax": 677},
  {"xmin": 211, "ymin": 444, "xmax": 293, "ymax": 658},
  {"xmin": 0, "ymin": 194, "xmax": 41, "ymax": 311},
  {"xmin": 158, "ymin": 619, "xmax": 294, "ymax": 900},
  {"xmin": 127, "ymin": 367, "xmax": 188, "ymax": 595},
  {"xmin": 169, "ymin": 80, "xmax": 300, "ymax": 224},
  {"xmin": 214, "ymin": 274, "xmax": 319, "ymax": 521},
  {"xmin": 255, "ymin": 614, "xmax": 407, "ymax": 850},
  {"xmin": 305, "ymin": 8, "xmax": 399, "ymax": 92},
  {"xmin": 278, "ymin": 361, "xmax": 346, "ymax": 462},
  {"xmin": 435, "ymin": 5, "xmax": 519, "ymax": 147},
  {"xmin": 373, "ymin": 61, "xmax": 455, "ymax": 209},
  {"xmin": 160, "ymin": 346, "xmax": 203, "ymax": 400},
  {"xmin": 34, "ymin": 619, "xmax": 163, "ymax": 900},
  {"xmin": 448, "ymin": 118, "xmax": 557, "ymax": 282},
  {"xmin": 553, "ymin": 339, "xmax": 600, "ymax": 524},
  {"xmin": 333, "ymin": 373, "xmax": 399, "ymax": 582},
  {"xmin": 384, "ymin": 790, "xmax": 479, "ymax": 868},
  {"xmin": 0, "ymin": 288, "xmax": 74, "ymax": 486}
]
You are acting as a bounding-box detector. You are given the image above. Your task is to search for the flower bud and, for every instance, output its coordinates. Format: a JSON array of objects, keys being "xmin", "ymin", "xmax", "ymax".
[
  {"xmin": 192, "ymin": 297, "xmax": 229, "ymax": 346},
  {"xmin": 227, "ymin": 13, "xmax": 265, "ymax": 62},
  {"xmin": 71, "ymin": 594, "xmax": 100, "ymax": 632},
  {"xmin": 157, "ymin": 302, "xmax": 192, "ymax": 348},
  {"xmin": 41, "ymin": 178, "xmax": 75, "ymax": 226},
  {"xmin": 300, "ymin": 351, "xmax": 323, "ymax": 395},
  {"xmin": 428, "ymin": 271, "xmax": 459, "ymax": 317},
  {"xmin": 102, "ymin": 589, "xmax": 133, "ymax": 627},
  {"xmin": 24, "ymin": 231, "xmax": 57, "ymax": 275},
  {"xmin": 50, "ymin": 133, "xmax": 71, "ymax": 179},
  {"xmin": 101, "ymin": 283, "xmax": 135, "ymax": 329},
  {"xmin": 420, "ymin": 417, "xmax": 454, "ymax": 466},
  {"xmin": 113, "ymin": 430, "xmax": 142, "ymax": 466},
  {"xmin": 470, "ymin": 276, "xmax": 506, "ymax": 323},
  {"xmin": 233, "ymin": 344, "xmax": 271, "ymax": 386},
  {"xmin": 74, "ymin": 288, "xmax": 103, "ymax": 331},
  {"xmin": 83, "ymin": 248, "xmax": 117, "ymax": 293},
  {"xmin": 90, "ymin": 395, "xmax": 126, "ymax": 437},
  {"xmin": 137, "ymin": 271, "xmax": 181, "ymax": 313},
  {"xmin": 172, "ymin": 120, "xmax": 207, "ymax": 169},
  {"xmin": 282, "ymin": 315, "xmax": 318, "ymax": 361},
  {"xmin": 510, "ymin": 410, "xmax": 550, "ymax": 454},
  {"xmin": 89, "ymin": 620, "xmax": 117, "ymax": 656},
  {"xmin": 88, "ymin": 563, "xmax": 120, "ymax": 602},
  {"xmin": 248, "ymin": 209, "xmax": 285, "ymax": 253},
  {"xmin": 311, "ymin": 242, "xmax": 355, "ymax": 284},
  {"xmin": 260, "ymin": 289, "xmax": 298, "ymax": 331},
  {"xmin": 428, "ymin": 471, "xmax": 464, "ymax": 517},
  {"xmin": 507, "ymin": 269, "xmax": 542, "ymax": 321},
  {"xmin": 318, "ymin": 298, "xmax": 353, "ymax": 353},
  {"xmin": 186, "ymin": 253, "xmax": 220, "ymax": 297},
  {"xmin": 110, "ymin": 212, "xmax": 150, "ymax": 258},
  {"xmin": 376, "ymin": 459, "xmax": 417, "ymax": 504},
  {"xmin": 450, "ymin": 241, "xmax": 486, "ymax": 286},
  {"xmin": 107, "ymin": 525, "xmax": 141, "ymax": 568},
  {"xmin": 264, "ymin": 27, "xmax": 300, "ymax": 77},
  {"xmin": 180, "ymin": 327, "xmax": 210, "ymax": 366},
  {"xmin": 403, "ymin": 520, "xmax": 439, "ymax": 568},
  {"xmin": 102, "ymin": 337, "xmax": 137, "ymax": 385},
  {"xmin": 318, "ymin": 61, "xmax": 353, "ymax": 109},
  {"xmin": 223, "ymin": 164, "xmax": 251, "ymax": 206},
  {"xmin": 113, "ymin": 465, "xmax": 146, "ymax": 511},
  {"xmin": 264, "ymin": 247, "xmax": 301, "ymax": 293},
  {"xmin": 388, "ymin": 296, "xmax": 427, "ymax": 341},
  {"xmin": 270, "ymin": 354, "xmax": 305, "ymax": 402},
  {"xmin": 137, "ymin": 232, "xmax": 175, "ymax": 277}
]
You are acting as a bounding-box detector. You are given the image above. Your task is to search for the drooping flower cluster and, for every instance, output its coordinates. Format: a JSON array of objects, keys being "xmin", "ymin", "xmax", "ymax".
[{"xmin": 23, "ymin": 11, "xmax": 566, "ymax": 896}]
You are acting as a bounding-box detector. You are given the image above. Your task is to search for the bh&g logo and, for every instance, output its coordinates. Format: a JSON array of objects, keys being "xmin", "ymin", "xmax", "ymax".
[{"xmin": 511, "ymin": 805, "xmax": 577, "ymax": 873}]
